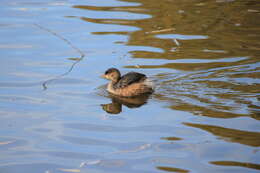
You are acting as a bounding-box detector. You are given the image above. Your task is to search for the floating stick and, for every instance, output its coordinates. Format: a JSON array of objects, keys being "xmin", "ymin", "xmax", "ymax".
[{"xmin": 34, "ymin": 23, "xmax": 85, "ymax": 90}]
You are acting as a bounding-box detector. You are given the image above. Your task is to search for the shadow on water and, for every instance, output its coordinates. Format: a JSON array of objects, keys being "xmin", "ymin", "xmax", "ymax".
[{"xmin": 101, "ymin": 93, "xmax": 151, "ymax": 114}]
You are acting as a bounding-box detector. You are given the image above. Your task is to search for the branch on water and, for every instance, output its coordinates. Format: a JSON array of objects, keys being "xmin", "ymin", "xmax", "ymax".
[{"xmin": 34, "ymin": 23, "xmax": 85, "ymax": 90}]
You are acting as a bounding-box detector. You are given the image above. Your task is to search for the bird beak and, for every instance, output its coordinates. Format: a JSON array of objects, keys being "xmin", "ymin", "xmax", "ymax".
[{"xmin": 101, "ymin": 74, "xmax": 106, "ymax": 78}]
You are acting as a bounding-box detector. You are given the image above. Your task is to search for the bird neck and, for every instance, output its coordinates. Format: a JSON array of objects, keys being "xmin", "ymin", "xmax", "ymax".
[{"xmin": 112, "ymin": 76, "xmax": 120, "ymax": 84}]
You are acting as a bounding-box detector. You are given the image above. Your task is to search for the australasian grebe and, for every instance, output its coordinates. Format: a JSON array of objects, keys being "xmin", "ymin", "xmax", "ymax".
[{"xmin": 102, "ymin": 68, "xmax": 154, "ymax": 97}]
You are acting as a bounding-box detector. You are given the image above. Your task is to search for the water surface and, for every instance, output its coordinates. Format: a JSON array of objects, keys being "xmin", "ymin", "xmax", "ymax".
[{"xmin": 0, "ymin": 0, "xmax": 260, "ymax": 172}]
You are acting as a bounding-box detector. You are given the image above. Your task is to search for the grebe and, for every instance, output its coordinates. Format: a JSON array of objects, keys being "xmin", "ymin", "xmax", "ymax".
[{"xmin": 102, "ymin": 68, "xmax": 154, "ymax": 97}]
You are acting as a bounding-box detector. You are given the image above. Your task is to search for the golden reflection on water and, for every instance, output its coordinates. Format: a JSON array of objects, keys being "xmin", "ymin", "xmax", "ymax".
[
  {"xmin": 157, "ymin": 166, "xmax": 189, "ymax": 173},
  {"xmin": 74, "ymin": 0, "xmax": 260, "ymax": 119},
  {"xmin": 73, "ymin": 0, "xmax": 259, "ymax": 172},
  {"xmin": 210, "ymin": 161, "xmax": 260, "ymax": 171},
  {"xmin": 184, "ymin": 122, "xmax": 260, "ymax": 147},
  {"xmin": 74, "ymin": 0, "xmax": 260, "ymax": 58}
]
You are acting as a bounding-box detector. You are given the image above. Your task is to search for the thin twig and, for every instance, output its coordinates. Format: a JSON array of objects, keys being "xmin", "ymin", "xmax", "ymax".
[
  {"xmin": 34, "ymin": 23, "xmax": 84, "ymax": 56},
  {"xmin": 145, "ymin": 28, "xmax": 175, "ymax": 34},
  {"xmin": 34, "ymin": 23, "xmax": 85, "ymax": 90},
  {"xmin": 173, "ymin": 38, "xmax": 180, "ymax": 46}
]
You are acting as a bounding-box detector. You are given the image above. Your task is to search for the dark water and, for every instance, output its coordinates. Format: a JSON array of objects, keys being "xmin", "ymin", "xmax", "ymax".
[{"xmin": 1, "ymin": 0, "xmax": 260, "ymax": 172}]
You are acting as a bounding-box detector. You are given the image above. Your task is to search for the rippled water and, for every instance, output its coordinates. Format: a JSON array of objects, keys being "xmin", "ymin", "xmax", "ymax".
[{"xmin": 1, "ymin": 0, "xmax": 260, "ymax": 172}]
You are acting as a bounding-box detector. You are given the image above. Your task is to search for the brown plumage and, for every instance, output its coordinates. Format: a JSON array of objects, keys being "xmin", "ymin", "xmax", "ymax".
[{"xmin": 102, "ymin": 68, "xmax": 154, "ymax": 97}]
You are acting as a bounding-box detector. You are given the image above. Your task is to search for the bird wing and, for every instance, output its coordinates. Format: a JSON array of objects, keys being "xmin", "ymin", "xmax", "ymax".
[{"xmin": 115, "ymin": 72, "xmax": 146, "ymax": 88}]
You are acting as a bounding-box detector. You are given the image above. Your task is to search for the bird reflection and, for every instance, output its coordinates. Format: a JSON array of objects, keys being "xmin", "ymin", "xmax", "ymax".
[{"xmin": 101, "ymin": 94, "xmax": 151, "ymax": 114}]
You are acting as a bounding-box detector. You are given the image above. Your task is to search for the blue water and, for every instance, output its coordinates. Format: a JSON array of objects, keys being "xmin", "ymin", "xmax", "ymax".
[{"xmin": 0, "ymin": 0, "xmax": 259, "ymax": 172}]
